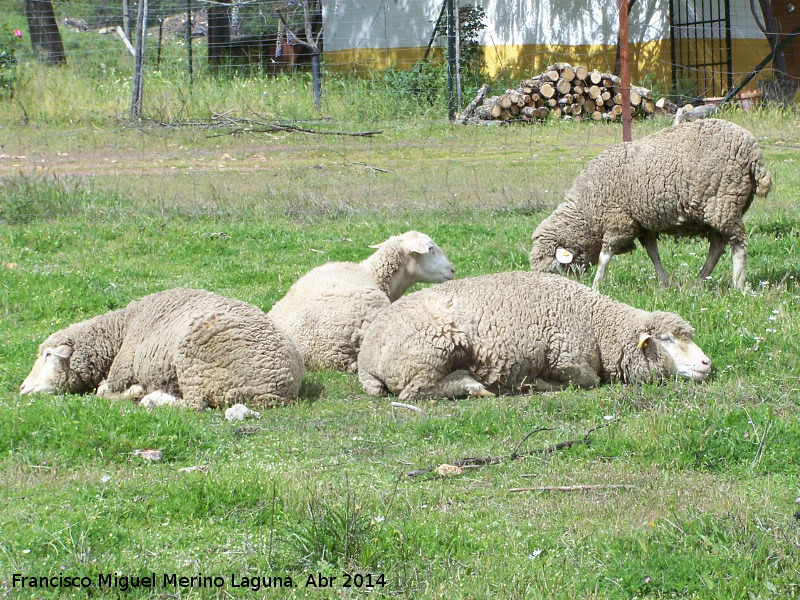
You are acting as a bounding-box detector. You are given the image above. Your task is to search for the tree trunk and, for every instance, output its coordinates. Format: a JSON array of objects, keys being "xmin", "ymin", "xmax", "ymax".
[
  {"xmin": 25, "ymin": 0, "xmax": 66, "ymax": 65},
  {"xmin": 207, "ymin": 0, "xmax": 231, "ymax": 67},
  {"xmin": 756, "ymin": 0, "xmax": 795, "ymax": 104}
]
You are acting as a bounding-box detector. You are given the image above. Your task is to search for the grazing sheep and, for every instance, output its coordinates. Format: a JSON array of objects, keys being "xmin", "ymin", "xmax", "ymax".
[
  {"xmin": 529, "ymin": 119, "xmax": 772, "ymax": 289},
  {"xmin": 268, "ymin": 230, "xmax": 455, "ymax": 372},
  {"xmin": 358, "ymin": 271, "xmax": 711, "ymax": 401},
  {"xmin": 673, "ymin": 104, "xmax": 718, "ymax": 124},
  {"xmin": 20, "ymin": 289, "xmax": 303, "ymax": 409}
]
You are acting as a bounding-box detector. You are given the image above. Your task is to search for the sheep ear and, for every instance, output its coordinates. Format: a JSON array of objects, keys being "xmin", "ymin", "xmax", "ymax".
[
  {"xmin": 555, "ymin": 248, "xmax": 573, "ymax": 264},
  {"xmin": 637, "ymin": 333, "xmax": 651, "ymax": 349},
  {"xmin": 405, "ymin": 238, "xmax": 434, "ymax": 254},
  {"xmin": 51, "ymin": 344, "xmax": 74, "ymax": 359}
]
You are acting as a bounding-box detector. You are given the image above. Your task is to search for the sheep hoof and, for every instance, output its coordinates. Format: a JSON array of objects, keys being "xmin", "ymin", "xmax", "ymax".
[
  {"xmin": 127, "ymin": 385, "xmax": 146, "ymax": 399},
  {"xmin": 468, "ymin": 384, "xmax": 495, "ymax": 398},
  {"xmin": 140, "ymin": 391, "xmax": 179, "ymax": 409}
]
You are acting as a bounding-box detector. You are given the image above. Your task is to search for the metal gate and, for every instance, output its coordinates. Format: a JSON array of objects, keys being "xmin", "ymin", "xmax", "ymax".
[{"xmin": 669, "ymin": 0, "xmax": 733, "ymax": 99}]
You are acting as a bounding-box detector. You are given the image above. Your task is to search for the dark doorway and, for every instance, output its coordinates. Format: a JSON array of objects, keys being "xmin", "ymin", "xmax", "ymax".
[{"xmin": 669, "ymin": 0, "xmax": 733, "ymax": 98}]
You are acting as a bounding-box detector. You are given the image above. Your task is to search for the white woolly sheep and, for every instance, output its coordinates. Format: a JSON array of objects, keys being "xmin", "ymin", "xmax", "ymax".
[
  {"xmin": 268, "ymin": 230, "xmax": 455, "ymax": 372},
  {"xmin": 529, "ymin": 119, "xmax": 772, "ymax": 289},
  {"xmin": 20, "ymin": 288, "xmax": 303, "ymax": 409},
  {"xmin": 673, "ymin": 104, "xmax": 718, "ymax": 124},
  {"xmin": 358, "ymin": 271, "xmax": 711, "ymax": 401}
]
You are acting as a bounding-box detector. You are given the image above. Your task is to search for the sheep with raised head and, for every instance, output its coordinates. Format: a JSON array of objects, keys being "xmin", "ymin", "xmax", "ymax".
[
  {"xmin": 358, "ymin": 271, "xmax": 711, "ymax": 401},
  {"xmin": 268, "ymin": 230, "xmax": 455, "ymax": 372},
  {"xmin": 529, "ymin": 119, "xmax": 772, "ymax": 289},
  {"xmin": 20, "ymin": 288, "xmax": 303, "ymax": 409}
]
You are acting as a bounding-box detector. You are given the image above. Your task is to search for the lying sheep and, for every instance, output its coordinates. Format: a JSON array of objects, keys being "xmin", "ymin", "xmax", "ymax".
[
  {"xmin": 358, "ymin": 271, "xmax": 711, "ymax": 401},
  {"xmin": 529, "ymin": 119, "xmax": 772, "ymax": 289},
  {"xmin": 268, "ymin": 230, "xmax": 455, "ymax": 372},
  {"xmin": 20, "ymin": 289, "xmax": 303, "ymax": 409}
]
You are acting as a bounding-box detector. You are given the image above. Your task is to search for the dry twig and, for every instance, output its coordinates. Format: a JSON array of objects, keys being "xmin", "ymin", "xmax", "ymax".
[
  {"xmin": 407, "ymin": 420, "xmax": 614, "ymax": 478},
  {"xmin": 144, "ymin": 114, "xmax": 382, "ymax": 137},
  {"xmin": 509, "ymin": 484, "xmax": 635, "ymax": 493}
]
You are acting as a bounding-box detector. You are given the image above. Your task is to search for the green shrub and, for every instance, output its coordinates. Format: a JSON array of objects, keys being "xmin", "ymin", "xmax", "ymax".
[{"xmin": 0, "ymin": 23, "xmax": 23, "ymax": 98}]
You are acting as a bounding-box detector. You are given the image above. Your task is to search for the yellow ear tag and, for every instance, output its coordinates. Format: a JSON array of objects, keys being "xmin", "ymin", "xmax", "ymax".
[
  {"xmin": 555, "ymin": 248, "xmax": 574, "ymax": 265},
  {"xmin": 637, "ymin": 339, "xmax": 648, "ymax": 349}
]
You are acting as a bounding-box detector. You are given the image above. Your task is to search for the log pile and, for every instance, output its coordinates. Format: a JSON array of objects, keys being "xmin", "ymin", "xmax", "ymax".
[{"xmin": 462, "ymin": 63, "xmax": 657, "ymax": 123}]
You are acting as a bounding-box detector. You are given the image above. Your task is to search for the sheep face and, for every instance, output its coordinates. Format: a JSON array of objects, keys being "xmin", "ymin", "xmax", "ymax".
[
  {"xmin": 637, "ymin": 314, "xmax": 712, "ymax": 381},
  {"xmin": 529, "ymin": 238, "xmax": 594, "ymax": 275},
  {"xmin": 20, "ymin": 343, "xmax": 75, "ymax": 395},
  {"xmin": 530, "ymin": 204, "xmax": 601, "ymax": 275},
  {"xmin": 384, "ymin": 231, "xmax": 455, "ymax": 284},
  {"xmin": 405, "ymin": 239, "xmax": 456, "ymax": 284}
]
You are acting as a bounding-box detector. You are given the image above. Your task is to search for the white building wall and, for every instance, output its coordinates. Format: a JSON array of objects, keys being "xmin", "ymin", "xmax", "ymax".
[{"xmin": 322, "ymin": 0, "xmax": 764, "ymax": 53}]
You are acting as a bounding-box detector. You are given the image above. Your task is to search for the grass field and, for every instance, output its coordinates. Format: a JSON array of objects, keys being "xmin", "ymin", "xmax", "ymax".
[{"xmin": 2, "ymin": 74, "xmax": 800, "ymax": 599}]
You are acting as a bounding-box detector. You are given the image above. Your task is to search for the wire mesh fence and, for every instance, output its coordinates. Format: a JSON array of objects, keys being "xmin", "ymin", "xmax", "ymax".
[{"xmin": 2, "ymin": 0, "xmax": 799, "ymax": 124}]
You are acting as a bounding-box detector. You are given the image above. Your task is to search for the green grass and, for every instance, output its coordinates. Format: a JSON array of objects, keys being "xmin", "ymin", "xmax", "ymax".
[{"xmin": 2, "ymin": 95, "xmax": 800, "ymax": 599}]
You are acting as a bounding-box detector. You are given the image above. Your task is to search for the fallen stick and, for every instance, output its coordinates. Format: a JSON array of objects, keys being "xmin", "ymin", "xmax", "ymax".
[
  {"xmin": 407, "ymin": 420, "xmax": 614, "ymax": 477},
  {"xmin": 509, "ymin": 484, "xmax": 635, "ymax": 493},
  {"xmin": 462, "ymin": 83, "xmax": 491, "ymax": 118},
  {"xmin": 116, "ymin": 26, "xmax": 135, "ymax": 56},
  {"xmin": 391, "ymin": 401, "xmax": 425, "ymax": 414}
]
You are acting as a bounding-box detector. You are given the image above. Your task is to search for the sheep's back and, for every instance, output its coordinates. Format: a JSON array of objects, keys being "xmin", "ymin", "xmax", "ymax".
[
  {"xmin": 570, "ymin": 119, "xmax": 764, "ymax": 233},
  {"xmin": 363, "ymin": 272, "xmax": 608, "ymax": 389},
  {"xmin": 269, "ymin": 262, "xmax": 389, "ymax": 370},
  {"xmin": 109, "ymin": 289, "xmax": 272, "ymax": 393}
]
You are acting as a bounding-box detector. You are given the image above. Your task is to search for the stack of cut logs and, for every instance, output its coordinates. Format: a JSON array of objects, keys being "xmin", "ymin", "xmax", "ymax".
[{"xmin": 464, "ymin": 63, "xmax": 657, "ymax": 123}]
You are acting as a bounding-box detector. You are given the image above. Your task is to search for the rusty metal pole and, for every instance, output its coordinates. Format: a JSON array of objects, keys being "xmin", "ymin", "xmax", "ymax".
[{"xmin": 619, "ymin": 0, "xmax": 632, "ymax": 142}]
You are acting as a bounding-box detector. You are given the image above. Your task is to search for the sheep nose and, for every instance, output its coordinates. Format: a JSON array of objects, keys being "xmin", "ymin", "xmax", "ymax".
[
  {"xmin": 697, "ymin": 357, "xmax": 712, "ymax": 373},
  {"xmin": 20, "ymin": 381, "xmax": 31, "ymax": 395}
]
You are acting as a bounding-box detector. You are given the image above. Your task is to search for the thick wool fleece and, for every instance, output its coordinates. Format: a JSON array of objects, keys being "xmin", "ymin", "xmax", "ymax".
[
  {"xmin": 35, "ymin": 289, "xmax": 303, "ymax": 409},
  {"xmin": 268, "ymin": 261, "xmax": 392, "ymax": 372},
  {"xmin": 530, "ymin": 119, "xmax": 772, "ymax": 272},
  {"xmin": 268, "ymin": 232, "xmax": 453, "ymax": 372},
  {"xmin": 358, "ymin": 271, "xmax": 698, "ymax": 400}
]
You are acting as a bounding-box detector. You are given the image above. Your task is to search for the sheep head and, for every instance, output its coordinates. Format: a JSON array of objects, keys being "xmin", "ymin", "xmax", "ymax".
[
  {"xmin": 20, "ymin": 343, "xmax": 75, "ymax": 395},
  {"xmin": 399, "ymin": 232, "xmax": 456, "ymax": 284},
  {"xmin": 529, "ymin": 210, "xmax": 598, "ymax": 275},
  {"xmin": 369, "ymin": 231, "xmax": 455, "ymax": 301},
  {"xmin": 628, "ymin": 312, "xmax": 712, "ymax": 382}
]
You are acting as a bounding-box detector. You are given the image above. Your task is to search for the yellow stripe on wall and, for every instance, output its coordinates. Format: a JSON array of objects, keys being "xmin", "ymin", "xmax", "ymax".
[{"xmin": 324, "ymin": 38, "xmax": 773, "ymax": 92}]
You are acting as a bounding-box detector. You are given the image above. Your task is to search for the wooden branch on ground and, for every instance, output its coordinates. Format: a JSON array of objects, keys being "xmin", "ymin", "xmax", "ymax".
[
  {"xmin": 462, "ymin": 83, "xmax": 490, "ymax": 118},
  {"xmin": 407, "ymin": 420, "xmax": 615, "ymax": 478},
  {"xmin": 391, "ymin": 401, "xmax": 425, "ymax": 413},
  {"xmin": 147, "ymin": 115, "xmax": 382, "ymax": 137},
  {"xmin": 509, "ymin": 484, "xmax": 635, "ymax": 493}
]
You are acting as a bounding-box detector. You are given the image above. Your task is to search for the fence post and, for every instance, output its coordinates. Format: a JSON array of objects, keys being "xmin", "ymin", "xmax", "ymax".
[
  {"xmin": 130, "ymin": 0, "xmax": 148, "ymax": 120},
  {"xmin": 122, "ymin": 0, "xmax": 131, "ymax": 40},
  {"xmin": 618, "ymin": 0, "xmax": 631, "ymax": 141},
  {"xmin": 454, "ymin": 0, "xmax": 462, "ymax": 113},
  {"xmin": 446, "ymin": 0, "xmax": 455, "ymax": 119},
  {"xmin": 186, "ymin": 0, "xmax": 193, "ymax": 86}
]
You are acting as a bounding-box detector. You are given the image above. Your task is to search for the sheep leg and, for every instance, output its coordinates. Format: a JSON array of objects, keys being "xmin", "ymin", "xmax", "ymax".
[
  {"xmin": 532, "ymin": 379, "xmax": 569, "ymax": 392},
  {"xmin": 400, "ymin": 370, "xmax": 494, "ymax": 401},
  {"xmin": 96, "ymin": 381, "xmax": 145, "ymax": 401},
  {"xmin": 360, "ymin": 372, "xmax": 389, "ymax": 397},
  {"xmin": 639, "ymin": 234, "xmax": 670, "ymax": 287},
  {"xmin": 139, "ymin": 391, "xmax": 181, "ymax": 409},
  {"xmin": 731, "ymin": 242, "xmax": 747, "ymax": 289},
  {"xmin": 592, "ymin": 249, "xmax": 614, "ymax": 290},
  {"xmin": 697, "ymin": 231, "xmax": 727, "ymax": 282}
]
